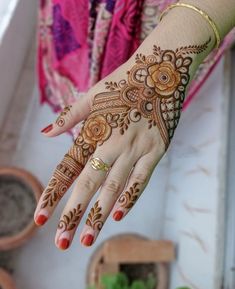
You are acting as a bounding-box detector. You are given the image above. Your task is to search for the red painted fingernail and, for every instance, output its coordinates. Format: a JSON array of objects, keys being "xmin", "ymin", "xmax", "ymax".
[
  {"xmin": 81, "ymin": 234, "xmax": 94, "ymax": 246},
  {"xmin": 58, "ymin": 238, "xmax": 70, "ymax": 250},
  {"xmin": 35, "ymin": 214, "xmax": 48, "ymax": 226},
  {"xmin": 113, "ymin": 210, "xmax": 124, "ymax": 221},
  {"xmin": 41, "ymin": 124, "xmax": 53, "ymax": 133}
]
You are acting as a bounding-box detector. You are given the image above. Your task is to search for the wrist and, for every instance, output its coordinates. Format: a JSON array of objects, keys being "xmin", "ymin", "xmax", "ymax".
[
  {"xmin": 129, "ymin": 6, "xmax": 216, "ymax": 80},
  {"xmin": 178, "ymin": 0, "xmax": 235, "ymax": 40},
  {"xmin": 139, "ymin": 6, "xmax": 215, "ymax": 58}
]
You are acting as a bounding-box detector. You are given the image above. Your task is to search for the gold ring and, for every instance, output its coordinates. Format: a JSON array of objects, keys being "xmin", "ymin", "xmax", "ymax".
[{"xmin": 90, "ymin": 157, "xmax": 110, "ymax": 172}]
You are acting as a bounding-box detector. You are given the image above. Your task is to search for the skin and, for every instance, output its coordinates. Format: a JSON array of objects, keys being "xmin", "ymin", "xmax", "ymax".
[{"xmin": 34, "ymin": 0, "xmax": 235, "ymax": 249}]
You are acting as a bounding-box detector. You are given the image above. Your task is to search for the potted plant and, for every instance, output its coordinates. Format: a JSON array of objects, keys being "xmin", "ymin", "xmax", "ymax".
[
  {"xmin": 87, "ymin": 272, "xmax": 156, "ymax": 289},
  {"xmin": 87, "ymin": 272, "xmax": 190, "ymax": 289},
  {"xmin": 86, "ymin": 234, "xmax": 175, "ymax": 289},
  {"xmin": 0, "ymin": 167, "xmax": 43, "ymax": 250}
]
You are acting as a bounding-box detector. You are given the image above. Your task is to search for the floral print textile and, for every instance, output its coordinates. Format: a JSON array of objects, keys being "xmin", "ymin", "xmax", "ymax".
[{"xmin": 38, "ymin": 0, "xmax": 235, "ymax": 113}]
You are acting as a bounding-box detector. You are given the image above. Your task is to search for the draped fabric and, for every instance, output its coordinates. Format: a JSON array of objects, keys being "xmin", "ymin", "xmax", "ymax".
[{"xmin": 38, "ymin": 0, "xmax": 235, "ymax": 113}]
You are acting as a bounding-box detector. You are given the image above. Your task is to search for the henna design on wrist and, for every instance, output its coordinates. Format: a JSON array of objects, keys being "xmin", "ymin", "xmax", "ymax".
[
  {"xmin": 80, "ymin": 37, "xmax": 211, "ymax": 149},
  {"xmin": 86, "ymin": 201, "xmax": 103, "ymax": 231},
  {"xmin": 118, "ymin": 183, "xmax": 140, "ymax": 209},
  {"xmin": 56, "ymin": 105, "xmax": 72, "ymax": 127},
  {"xmin": 58, "ymin": 204, "xmax": 82, "ymax": 232}
]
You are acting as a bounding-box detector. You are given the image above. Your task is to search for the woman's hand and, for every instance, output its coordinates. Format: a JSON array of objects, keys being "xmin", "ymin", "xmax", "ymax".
[
  {"xmin": 34, "ymin": 38, "xmax": 211, "ymax": 249},
  {"xmin": 34, "ymin": 28, "xmax": 213, "ymax": 249}
]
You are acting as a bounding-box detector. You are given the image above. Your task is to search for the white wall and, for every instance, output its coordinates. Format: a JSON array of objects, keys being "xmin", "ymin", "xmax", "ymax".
[
  {"xmin": 0, "ymin": 0, "xmax": 37, "ymax": 127},
  {"xmin": 163, "ymin": 54, "xmax": 230, "ymax": 289}
]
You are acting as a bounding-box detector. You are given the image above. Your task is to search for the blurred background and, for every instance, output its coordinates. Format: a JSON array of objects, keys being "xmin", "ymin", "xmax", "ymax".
[{"xmin": 0, "ymin": 0, "xmax": 235, "ymax": 289}]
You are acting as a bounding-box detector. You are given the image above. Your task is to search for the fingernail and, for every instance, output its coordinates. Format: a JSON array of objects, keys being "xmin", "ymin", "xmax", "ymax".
[
  {"xmin": 41, "ymin": 124, "xmax": 53, "ymax": 133},
  {"xmin": 81, "ymin": 234, "xmax": 94, "ymax": 246},
  {"xmin": 113, "ymin": 210, "xmax": 124, "ymax": 221},
  {"xmin": 58, "ymin": 238, "xmax": 70, "ymax": 250},
  {"xmin": 35, "ymin": 214, "xmax": 48, "ymax": 226}
]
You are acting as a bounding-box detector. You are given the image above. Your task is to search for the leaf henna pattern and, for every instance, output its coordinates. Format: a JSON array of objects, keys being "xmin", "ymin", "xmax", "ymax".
[
  {"xmin": 86, "ymin": 201, "xmax": 104, "ymax": 231},
  {"xmin": 89, "ymin": 37, "xmax": 211, "ymax": 148},
  {"xmin": 41, "ymin": 39, "xmax": 211, "ymax": 211},
  {"xmin": 58, "ymin": 204, "xmax": 83, "ymax": 232},
  {"xmin": 56, "ymin": 105, "xmax": 72, "ymax": 127},
  {"xmin": 118, "ymin": 183, "xmax": 140, "ymax": 209},
  {"xmin": 174, "ymin": 37, "xmax": 211, "ymax": 56}
]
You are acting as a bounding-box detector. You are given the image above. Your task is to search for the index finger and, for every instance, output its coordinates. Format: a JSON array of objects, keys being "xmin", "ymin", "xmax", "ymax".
[{"xmin": 34, "ymin": 135, "xmax": 94, "ymax": 225}]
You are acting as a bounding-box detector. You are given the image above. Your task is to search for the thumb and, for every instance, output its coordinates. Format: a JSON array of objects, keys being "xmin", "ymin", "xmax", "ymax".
[{"xmin": 41, "ymin": 93, "xmax": 92, "ymax": 137}]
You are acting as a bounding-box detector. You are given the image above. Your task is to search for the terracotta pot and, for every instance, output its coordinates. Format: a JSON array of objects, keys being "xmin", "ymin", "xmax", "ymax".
[
  {"xmin": 0, "ymin": 167, "xmax": 43, "ymax": 250},
  {"xmin": 0, "ymin": 268, "xmax": 16, "ymax": 289},
  {"xmin": 86, "ymin": 233, "xmax": 170, "ymax": 289}
]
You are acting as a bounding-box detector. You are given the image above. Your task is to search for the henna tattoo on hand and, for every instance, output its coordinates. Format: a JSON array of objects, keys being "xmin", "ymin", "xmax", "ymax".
[
  {"xmin": 86, "ymin": 201, "xmax": 103, "ymax": 231},
  {"xmin": 56, "ymin": 105, "xmax": 72, "ymax": 127},
  {"xmin": 79, "ymin": 37, "xmax": 211, "ymax": 149},
  {"xmin": 41, "ymin": 39, "xmax": 211, "ymax": 211},
  {"xmin": 58, "ymin": 204, "xmax": 82, "ymax": 232},
  {"xmin": 118, "ymin": 183, "xmax": 141, "ymax": 209}
]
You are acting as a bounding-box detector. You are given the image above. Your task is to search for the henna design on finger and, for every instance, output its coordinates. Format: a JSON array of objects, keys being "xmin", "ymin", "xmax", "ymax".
[
  {"xmin": 41, "ymin": 154, "xmax": 83, "ymax": 209},
  {"xmin": 86, "ymin": 201, "xmax": 104, "ymax": 231},
  {"xmin": 40, "ymin": 39, "xmax": 211, "ymax": 212},
  {"xmin": 56, "ymin": 105, "xmax": 72, "ymax": 127},
  {"xmin": 58, "ymin": 204, "xmax": 83, "ymax": 232},
  {"xmin": 118, "ymin": 182, "xmax": 141, "ymax": 209}
]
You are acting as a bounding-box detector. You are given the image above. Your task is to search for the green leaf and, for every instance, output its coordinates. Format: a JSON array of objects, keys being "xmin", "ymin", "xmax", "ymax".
[
  {"xmin": 101, "ymin": 273, "xmax": 128, "ymax": 289},
  {"xmin": 130, "ymin": 280, "xmax": 146, "ymax": 289},
  {"xmin": 145, "ymin": 274, "xmax": 156, "ymax": 289}
]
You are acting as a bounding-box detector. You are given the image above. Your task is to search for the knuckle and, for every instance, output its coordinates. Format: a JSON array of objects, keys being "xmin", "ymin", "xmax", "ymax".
[
  {"xmin": 103, "ymin": 179, "xmax": 122, "ymax": 196},
  {"xmin": 79, "ymin": 176, "xmax": 97, "ymax": 192},
  {"xmin": 132, "ymin": 173, "xmax": 148, "ymax": 185}
]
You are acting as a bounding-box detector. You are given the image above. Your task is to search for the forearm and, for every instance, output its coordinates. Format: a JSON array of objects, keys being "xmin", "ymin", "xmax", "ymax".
[
  {"xmin": 125, "ymin": 0, "xmax": 235, "ymax": 86},
  {"xmin": 143, "ymin": 0, "xmax": 234, "ymax": 54},
  {"xmin": 91, "ymin": 0, "xmax": 235, "ymax": 102},
  {"xmin": 179, "ymin": 0, "xmax": 235, "ymax": 40}
]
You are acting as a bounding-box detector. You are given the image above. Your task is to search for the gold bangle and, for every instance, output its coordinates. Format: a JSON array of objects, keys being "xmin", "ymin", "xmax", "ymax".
[{"xmin": 159, "ymin": 2, "xmax": 221, "ymax": 49}]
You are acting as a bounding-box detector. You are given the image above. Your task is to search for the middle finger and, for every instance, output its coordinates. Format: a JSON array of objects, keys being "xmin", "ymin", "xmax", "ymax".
[
  {"xmin": 55, "ymin": 148, "xmax": 116, "ymax": 250},
  {"xmin": 80, "ymin": 152, "xmax": 137, "ymax": 247}
]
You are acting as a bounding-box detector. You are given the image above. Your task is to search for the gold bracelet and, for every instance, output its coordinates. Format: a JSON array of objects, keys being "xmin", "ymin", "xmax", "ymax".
[{"xmin": 159, "ymin": 2, "xmax": 221, "ymax": 49}]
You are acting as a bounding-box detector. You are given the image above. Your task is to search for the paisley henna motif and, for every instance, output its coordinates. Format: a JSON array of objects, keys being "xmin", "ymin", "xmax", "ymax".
[
  {"xmin": 118, "ymin": 183, "xmax": 140, "ymax": 209},
  {"xmin": 86, "ymin": 201, "xmax": 103, "ymax": 231},
  {"xmin": 58, "ymin": 204, "xmax": 83, "ymax": 232},
  {"xmin": 56, "ymin": 105, "xmax": 72, "ymax": 127}
]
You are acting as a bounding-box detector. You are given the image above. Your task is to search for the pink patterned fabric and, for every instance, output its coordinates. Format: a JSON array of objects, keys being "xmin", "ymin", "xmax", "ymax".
[{"xmin": 38, "ymin": 0, "xmax": 235, "ymax": 114}]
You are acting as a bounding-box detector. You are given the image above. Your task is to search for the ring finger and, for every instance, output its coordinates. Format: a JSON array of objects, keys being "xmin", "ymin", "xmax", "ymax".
[
  {"xmin": 54, "ymin": 148, "xmax": 117, "ymax": 250},
  {"xmin": 79, "ymin": 152, "xmax": 137, "ymax": 247}
]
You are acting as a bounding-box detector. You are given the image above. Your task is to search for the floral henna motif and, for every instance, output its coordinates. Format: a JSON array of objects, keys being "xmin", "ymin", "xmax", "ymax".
[
  {"xmin": 86, "ymin": 201, "xmax": 103, "ymax": 231},
  {"xmin": 58, "ymin": 204, "xmax": 82, "ymax": 232},
  {"xmin": 118, "ymin": 183, "xmax": 141, "ymax": 209},
  {"xmin": 56, "ymin": 105, "xmax": 72, "ymax": 127},
  {"xmin": 41, "ymin": 154, "xmax": 83, "ymax": 209},
  {"xmin": 41, "ymin": 40, "xmax": 211, "ymax": 211},
  {"xmin": 86, "ymin": 38, "xmax": 211, "ymax": 149}
]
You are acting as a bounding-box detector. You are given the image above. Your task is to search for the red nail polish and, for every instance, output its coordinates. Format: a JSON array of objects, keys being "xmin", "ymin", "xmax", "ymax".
[
  {"xmin": 41, "ymin": 124, "xmax": 53, "ymax": 133},
  {"xmin": 58, "ymin": 238, "xmax": 70, "ymax": 250},
  {"xmin": 35, "ymin": 214, "xmax": 48, "ymax": 226},
  {"xmin": 81, "ymin": 234, "xmax": 94, "ymax": 246},
  {"xmin": 113, "ymin": 210, "xmax": 124, "ymax": 221}
]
